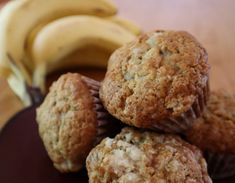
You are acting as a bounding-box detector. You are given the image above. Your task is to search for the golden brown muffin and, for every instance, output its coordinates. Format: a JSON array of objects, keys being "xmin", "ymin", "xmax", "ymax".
[
  {"xmin": 100, "ymin": 30, "xmax": 210, "ymax": 133},
  {"xmin": 86, "ymin": 127, "xmax": 212, "ymax": 183},
  {"xmin": 186, "ymin": 90, "xmax": 235, "ymax": 153},
  {"xmin": 185, "ymin": 91, "xmax": 235, "ymax": 179},
  {"xmin": 36, "ymin": 73, "xmax": 120, "ymax": 173}
]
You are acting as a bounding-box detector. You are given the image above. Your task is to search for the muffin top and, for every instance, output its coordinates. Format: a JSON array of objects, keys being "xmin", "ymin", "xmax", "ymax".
[
  {"xmin": 86, "ymin": 127, "xmax": 212, "ymax": 183},
  {"xmin": 36, "ymin": 73, "xmax": 98, "ymax": 172},
  {"xmin": 100, "ymin": 30, "xmax": 209, "ymax": 128},
  {"xmin": 186, "ymin": 91, "xmax": 235, "ymax": 153}
]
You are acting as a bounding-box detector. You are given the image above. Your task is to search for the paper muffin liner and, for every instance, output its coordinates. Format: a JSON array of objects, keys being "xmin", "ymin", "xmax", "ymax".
[
  {"xmin": 81, "ymin": 76, "xmax": 123, "ymax": 146},
  {"xmin": 152, "ymin": 81, "xmax": 210, "ymax": 133},
  {"xmin": 204, "ymin": 151, "xmax": 235, "ymax": 180}
]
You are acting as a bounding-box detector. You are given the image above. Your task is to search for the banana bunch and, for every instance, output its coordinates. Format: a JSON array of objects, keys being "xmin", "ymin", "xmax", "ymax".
[{"xmin": 0, "ymin": 0, "xmax": 141, "ymax": 106}]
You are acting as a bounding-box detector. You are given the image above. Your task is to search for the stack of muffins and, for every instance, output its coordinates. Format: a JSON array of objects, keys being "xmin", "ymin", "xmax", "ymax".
[{"xmin": 37, "ymin": 30, "xmax": 235, "ymax": 182}]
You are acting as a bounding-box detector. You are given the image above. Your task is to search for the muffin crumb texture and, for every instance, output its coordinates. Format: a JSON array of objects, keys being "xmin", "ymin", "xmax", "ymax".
[
  {"xmin": 186, "ymin": 91, "xmax": 235, "ymax": 153},
  {"xmin": 100, "ymin": 30, "xmax": 209, "ymax": 128},
  {"xmin": 37, "ymin": 73, "xmax": 97, "ymax": 172},
  {"xmin": 86, "ymin": 127, "xmax": 212, "ymax": 183}
]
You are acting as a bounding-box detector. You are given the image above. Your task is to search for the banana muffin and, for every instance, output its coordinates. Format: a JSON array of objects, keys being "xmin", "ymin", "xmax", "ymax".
[
  {"xmin": 185, "ymin": 90, "xmax": 235, "ymax": 179},
  {"xmin": 36, "ymin": 73, "xmax": 121, "ymax": 173},
  {"xmin": 100, "ymin": 30, "xmax": 210, "ymax": 133},
  {"xmin": 86, "ymin": 127, "xmax": 212, "ymax": 183}
]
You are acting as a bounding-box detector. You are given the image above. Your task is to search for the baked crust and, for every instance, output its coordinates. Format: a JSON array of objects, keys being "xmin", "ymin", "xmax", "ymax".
[
  {"xmin": 186, "ymin": 91, "xmax": 235, "ymax": 153},
  {"xmin": 100, "ymin": 30, "xmax": 209, "ymax": 128},
  {"xmin": 36, "ymin": 73, "xmax": 97, "ymax": 172},
  {"xmin": 86, "ymin": 127, "xmax": 212, "ymax": 183}
]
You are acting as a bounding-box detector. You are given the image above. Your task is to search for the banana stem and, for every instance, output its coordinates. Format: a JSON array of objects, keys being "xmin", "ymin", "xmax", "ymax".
[
  {"xmin": 26, "ymin": 85, "xmax": 44, "ymax": 105},
  {"xmin": 33, "ymin": 64, "xmax": 46, "ymax": 93},
  {"xmin": 8, "ymin": 73, "xmax": 44, "ymax": 106},
  {"xmin": 7, "ymin": 53, "xmax": 32, "ymax": 85},
  {"xmin": 7, "ymin": 75, "xmax": 31, "ymax": 106}
]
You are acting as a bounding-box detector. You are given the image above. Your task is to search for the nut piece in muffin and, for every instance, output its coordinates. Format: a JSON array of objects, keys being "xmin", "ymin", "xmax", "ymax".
[
  {"xmin": 86, "ymin": 127, "xmax": 212, "ymax": 183},
  {"xmin": 185, "ymin": 91, "xmax": 235, "ymax": 179},
  {"xmin": 100, "ymin": 30, "xmax": 210, "ymax": 133},
  {"xmin": 36, "ymin": 73, "xmax": 121, "ymax": 173}
]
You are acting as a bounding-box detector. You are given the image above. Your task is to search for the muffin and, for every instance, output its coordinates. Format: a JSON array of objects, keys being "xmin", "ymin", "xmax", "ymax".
[
  {"xmin": 100, "ymin": 30, "xmax": 210, "ymax": 133},
  {"xmin": 185, "ymin": 90, "xmax": 235, "ymax": 179},
  {"xmin": 36, "ymin": 73, "xmax": 121, "ymax": 173},
  {"xmin": 86, "ymin": 127, "xmax": 212, "ymax": 183}
]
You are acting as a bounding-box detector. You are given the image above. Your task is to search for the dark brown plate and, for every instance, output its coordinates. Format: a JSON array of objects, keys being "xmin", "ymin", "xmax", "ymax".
[{"xmin": 0, "ymin": 105, "xmax": 234, "ymax": 183}]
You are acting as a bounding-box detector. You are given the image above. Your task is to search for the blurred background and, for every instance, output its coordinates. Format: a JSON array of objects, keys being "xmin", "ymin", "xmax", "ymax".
[{"xmin": 0, "ymin": 0, "xmax": 235, "ymax": 127}]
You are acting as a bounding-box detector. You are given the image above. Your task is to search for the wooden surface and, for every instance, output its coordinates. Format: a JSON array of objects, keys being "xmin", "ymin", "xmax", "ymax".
[{"xmin": 0, "ymin": 0, "xmax": 235, "ymax": 128}]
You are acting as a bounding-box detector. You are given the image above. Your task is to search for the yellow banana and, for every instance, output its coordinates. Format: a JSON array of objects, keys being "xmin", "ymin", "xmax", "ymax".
[
  {"xmin": 30, "ymin": 15, "xmax": 136, "ymax": 91},
  {"xmin": 0, "ymin": 0, "xmax": 117, "ymax": 105},
  {"xmin": 106, "ymin": 16, "xmax": 142, "ymax": 35},
  {"xmin": 26, "ymin": 16, "xmax": 141, "ymax": 71}
]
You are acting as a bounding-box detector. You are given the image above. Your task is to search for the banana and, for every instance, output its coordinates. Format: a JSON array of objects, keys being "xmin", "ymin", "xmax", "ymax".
[
  {"xmin": 29, "ymin": 15, "xmax": 136, "ymax": 92},
  {"xmin": 26, "ymin": 17, "xmax": 141, "ymax": 70},
  {"xmin": 0, "ymin": 0, "xmax": 117, "ymax": 105},
  {"xmin": 106, "ymin": 16, "xmax": 142, "ymax": 35}
]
